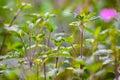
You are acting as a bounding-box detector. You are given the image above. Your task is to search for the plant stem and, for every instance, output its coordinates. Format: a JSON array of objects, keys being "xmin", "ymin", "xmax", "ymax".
[
  {"xmin": 43, "ymin": 58, "xmax": 46, "ymax": 80},
  {"xmin": 0, "ymin": 32, "xmax": 7, "ymax": 54},
  {"xmin": 43, "ymin": 28, "xmax": 47, "ymax": 80},
  {"xmin": 79, "ymin": 22, "xmax": 84, "ymax": 59},
  {"xmin": 55, "ymin": 46, "xmax": 60, "ymax": 68},
  {"xmin": 36, "ymin": 64, "xmax": 39, "ymax": 80},
  {"xmin": 0, "ymin": 15, "xmax": 6, "ymax": 24},
  {"xmin": 48, "ymin": 32, "xmax": 51, "ymax": 47},
  {"xmin": 55, "ymin": 57, "xmax": 59, "ymax": 69},
  {"xmin": 54, "ymin": 46, "xmax": 60, "ymax": 80},
  {"xmin": 28, "ymin": 34, "xmax": 33, "ymax": 68},
  {"xmin": 70, "ymin": 43, "xmax": 78, "ymax": 57},
  {"xmin": 19, "ymin": 35, "xmax": 29, "ymax": 59},
  {"xmin": 79, "ymin": 22, "xmax": 84, "ymax": 78},
  {"xmin": 114, "ymin": 47, "xmax": 119, "ymax": 80}
]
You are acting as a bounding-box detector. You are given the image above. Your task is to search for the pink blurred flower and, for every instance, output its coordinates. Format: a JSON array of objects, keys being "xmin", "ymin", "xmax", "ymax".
[
  {"xmin": 99, "ymin": 8, "xmax": 117, "ymax": 22},
  {"xmin": 74, "ymin": 6, "xmax": 83, "ymax": 14},
  {"xmin": 56, "ymin": 0, "xmax": 65, "ymax": 5}
]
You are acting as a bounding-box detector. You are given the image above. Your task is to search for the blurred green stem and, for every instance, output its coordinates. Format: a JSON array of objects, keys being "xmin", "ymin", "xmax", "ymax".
[
  {"xmin": 36, "ymin": 64, "xmax": 39, "ymax": 80},
  {"xmin": 79, "ymin": 22, "xmax": 84, "ymax": 58},
  {"xmin": 55, "ymin": 46, "xmax": 60, "ymax": 68},
  {"xmin": 19, "ymin": 35, "xmax": 28, "ymax": 58},
  {"xmin": 43, "ymin": 28, "xmax": 47, "ymax": 80},
  {"xmin": 28, "ymin": 34, "xmax": 33, "ymax": 68},
  {"xmin": 110, "ymin": 28, "xmax": 119, "ymax": 80},
  {"xmin": 43, "ymin": 58, "xmax": 46, "ymax": 80},
  {"xmin": 54, "ymin": 45, "xmax": 61, "ymax": 80},
  {"xmin": 79, "ymin": 21, "xmax": 84, "ymax": 78},
  {"xmin": 48, "ymin": 32, "xmax": 51, "ymax": 47},
  {"xmin": 70, "ymin": 43, "xmax": 78, "ymax": 57},
  {"xmin": 113, "ymin": 46, "xmax": 119, "ymax": 80},
  {"xmin": 0, "ymin": 15, "xmax": 6, "ymax": 24}
]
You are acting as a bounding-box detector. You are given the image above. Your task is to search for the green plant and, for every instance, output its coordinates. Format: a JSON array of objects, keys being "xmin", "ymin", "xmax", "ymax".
[{"xmin": 0, "ymin": 0, "xmax": 120, "ymax": 80}]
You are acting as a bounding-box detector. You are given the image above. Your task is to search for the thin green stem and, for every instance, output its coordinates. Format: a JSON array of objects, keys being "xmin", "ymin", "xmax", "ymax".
[
  {"xmin": 55, "ymin": 46, "xmax": 61, "ymax": 68},
  {"xmin": 79, "ymin": 22, "xmax": 84, "ymax": 58},
  {"xmin": 48, "ymin": 32, "xmax": 51, "ymax": 47},
  {"xmin": 0, "ymin": 15, "xmax": 6, "ymax": 24},
  {"xmin": 36, "ymin": 64, "xmax": 39, "ymax": 80},
  {"xmin": 114, "ymin": 46, "xmax": 119, "ymax": 80},
  {"xmin": 28, "ymin": 34, "xmax": 33, "ymax": 67},
  {"xmin": 79, "ymin": 22, "xmax": 84, "ymax": 78},
  {"xmin": 43, "ymin": 28, "xmax": 47, "ymax": 80},
  {"xmin": 70, "ymin": 43, "xmax": 78, "ymax": 57},
  {"xmin": 0, "ymin": 32, "xmax": 7, "ymax": 54},
  {"xmin": 54, "ymin": 45, "xmax": 61, "ymax": 80},
  {"xmin": 43, "ymin": 58, "xmax": 46, "ymax": 80},
  {"xmin": 19, "ymin": 36, "xmax": 28, "ymax": 58}
]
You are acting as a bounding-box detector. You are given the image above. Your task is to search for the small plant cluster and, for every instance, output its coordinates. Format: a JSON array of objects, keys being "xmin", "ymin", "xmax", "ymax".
[{"xmin": 0, "ymin": 1, "xmax": 120, "ymax": 80}]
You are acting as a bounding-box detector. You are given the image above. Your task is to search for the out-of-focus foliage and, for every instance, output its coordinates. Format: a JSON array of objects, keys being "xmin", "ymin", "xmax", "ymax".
[{"xmin": 0, "ymin": 0, "xmax": 120, "ymax": 80}]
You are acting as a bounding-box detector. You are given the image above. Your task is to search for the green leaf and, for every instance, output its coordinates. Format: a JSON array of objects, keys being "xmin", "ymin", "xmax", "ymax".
[
  {"xmin": 34, "ymin": 58, "xmax": 42, "ymax": 65},
  {"xmin": 88, "ymin": 62, "xmax": 102, "ymax": 73},
  {"xmin": 0, "ymin": 64, "xmax": 7, "ymax": 70},
  {"xmin": 19, "ymin": 26, "xmax": 29, "ymax": 34},
  {"xmin": 5, "ymin": 70, "xmax": 19, "ymax": 80},
  {"xmin": 76, "ymin": 58, "xmax": 86, "ymax": 65},
  {"xmin": 89, "ymin": 16, "xmax": 99, "ymax": 21},
  {"xmin": 46, "ymin": 22, "xmax": 56, "ymax": 32},
  {"xmin": 21, "ymin": 2, "xmax": 32, "ymax": 9},
  {"xmin": 86, "ymin": 12, "xmax": 96, "ymax": 19},
  {"xmin": 85, "ymin": 27, "xmax": 94, "ymax": 35},
  {"xmin": 54, "ymin": 36, "xmax": 64, "ymax": 45},
  {"xmin": 49, "ymin": 51, "xmax": 71, "ymax": 58},
  {"xmin": 14, "ymin": 0, "xmax": 21, "ymax": 8},
  {"xmin": 5, "ymin": 25, "xmax": 19, "ymax": 32},
  {"xmin": 69, "ymin": 21, "xmax": 81, "ymax": 27},
  {"xmin": 64, "ymin": 35, "xmax": 74, "ymax": 44},
  {"xmin": 94, "ymin": 26, "xmax": 101, "ymax": 37}
]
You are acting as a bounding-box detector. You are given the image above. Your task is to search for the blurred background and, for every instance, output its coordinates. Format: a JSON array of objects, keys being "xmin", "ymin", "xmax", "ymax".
[{"xmin": 0, "ymin": 0, "xmax": 120, "ymax": 55}]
